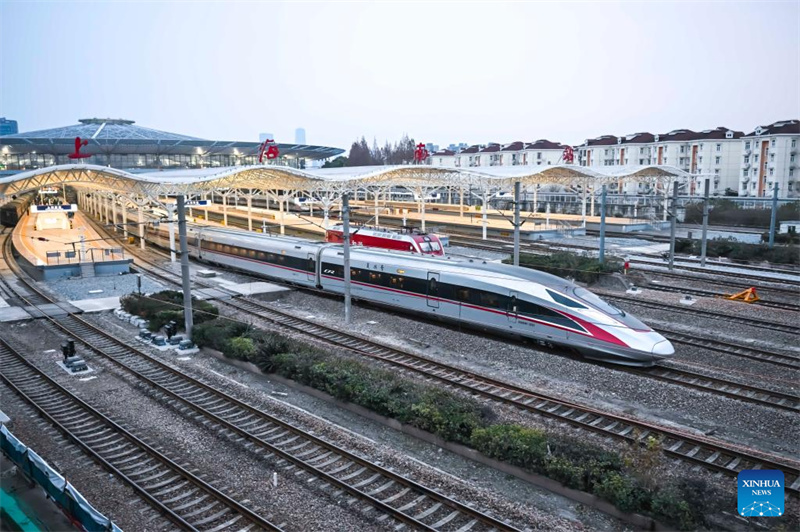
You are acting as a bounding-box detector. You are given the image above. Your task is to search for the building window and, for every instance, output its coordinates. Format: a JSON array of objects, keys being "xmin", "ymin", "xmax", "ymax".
[
  {"xmin": 769, "ymin": 168, "xmax": 774, "ymax": 176},
  {"xmin": 789, "ymin": 168, "xmax": 794, "ymax": 177},
  {"xmin": 770, "ymin": 153, "xmax": 775, "ymax": 162},
  {"xmin": 663, "ymin": 157, "xmax": 668, "ymax": 164},
  {"xmin": 789, "ymin": 182, "xmax": 794, "ymax": 191},
  {"xmin": 792, "ymin": 139, "xmax": 797, "ymax": 148},
  {"xmin": 714, "ymin": 169, "xmax": 720, "ymax": 174},
  {"xmin": 791, "ymin": 155, "xmax": 796, "ymax": 163},
  {"xmin": 680, "ymin": 146, "xmax": 685, "ymax": 153},
  {"xmin": 771, "ymin": 138, "xmax": 776, "ymax": 147},
  {"xmin": 716, "ymin": 144, "xmax": 721, "ymax": 152},
  {"xmin": 745, "ymin": 141, "xmax": 751, "ymax": 150},
  {"xmin": 715, "ymin": 156, "xmax": 721, "ymax": 164},
  {"xmin": 698, "ymin": 156, "xmax": 703, "ymax": 164},
  {"xmin": 744, "ymin": 156, "xmax": 750, "ymax": 163},
  {"xmin": 754, "ymin": 154, "xmax": 759, "ymax": 162},
  {"xmin": 743, "ymin": 170, "xmax": 748, "ymax": 177},
  {"xmin": 699, "ymin": 143, "xmax": 704, "ymax": 150}
]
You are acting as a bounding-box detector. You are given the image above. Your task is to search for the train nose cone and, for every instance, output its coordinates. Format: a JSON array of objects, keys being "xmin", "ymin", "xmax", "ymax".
[{"xmin": 651, "ymin": 340, "xmax": 675, "ymax": 358}]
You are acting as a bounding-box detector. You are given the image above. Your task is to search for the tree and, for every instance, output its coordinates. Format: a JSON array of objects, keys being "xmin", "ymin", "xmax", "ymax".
[{"xmin": 322, "ymin": 156, "xmax": 349, "ymax": 168}]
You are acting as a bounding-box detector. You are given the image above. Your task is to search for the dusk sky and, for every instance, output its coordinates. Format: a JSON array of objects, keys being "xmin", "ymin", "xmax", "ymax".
[{"xmin": 2, "ymin": 1, "xmax": 798, "ymax": 151}]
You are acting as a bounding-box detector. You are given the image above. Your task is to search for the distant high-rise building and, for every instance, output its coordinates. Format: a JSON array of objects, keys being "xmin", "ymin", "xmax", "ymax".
[
  {"xmin": 447, "ymin": 143, "xmax": 469, "ymax": 152},
  {"xmin": 425, "ymin": 143, "xmax": 439, "ymax": 154},
  {"xmin": 0, "ymin": 117, "xmax": 19, "ymax": 136},
  {"xmin": 259, "ymin": 132, "xmax": 275, "ymax": 142},
  {"xmin": 295, "ymin": 128, "xmax": 306, "ymax": 145}
]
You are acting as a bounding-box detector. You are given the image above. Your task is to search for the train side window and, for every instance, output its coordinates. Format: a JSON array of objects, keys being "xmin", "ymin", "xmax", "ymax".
[
  {"xmin": 277, "ymin": 254, "xmax": 285, "ymax": 263},
  {"xmin": 456, "ymin": 288, "xmax": 471, "ymax": 302},
  {"xmin": 428, "ymin": 277, "xmax": 438, "ymax": 297}
]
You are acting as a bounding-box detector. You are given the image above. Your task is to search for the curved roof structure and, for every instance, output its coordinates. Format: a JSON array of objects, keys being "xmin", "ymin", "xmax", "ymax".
[
  {"xmin": 0, "ymin": 118, "xmax": 345, "ymax": 161},
  {"xmin": 0, "ymin": 163, "xmax": 690, "ymax": 199}
]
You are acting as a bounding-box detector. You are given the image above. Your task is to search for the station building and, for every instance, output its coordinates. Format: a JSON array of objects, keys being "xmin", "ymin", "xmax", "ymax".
[{"xmin": 0, "ymin": 118, "xmax": 344, "ymax": 175}]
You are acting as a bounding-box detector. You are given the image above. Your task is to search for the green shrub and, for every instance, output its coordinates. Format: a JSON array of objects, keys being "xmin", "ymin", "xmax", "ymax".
[
  {"xmin": 684, "ymin": 199, "xmax": 800, "ymax": 228},
  {"xmin": 226, "ymin": 336, "xmax": 257, "ymax": 362},
  {"xmin": 120, "ymin": 291, "xmax": 219, "ymax": 332},
  {"xmin": 471, "ymin": 425, "xmax": 548, "ymax": 472},
  {"xmin": 192, "ymin": 320, "xmax": 249, "ymax": 351},
  {"xmin": 674, "ymin": 237, "xmax": 798, "ymax": 265},
  {"xmin": 507, "ymin": 252, "xmax": 622, "ymax": 284}
]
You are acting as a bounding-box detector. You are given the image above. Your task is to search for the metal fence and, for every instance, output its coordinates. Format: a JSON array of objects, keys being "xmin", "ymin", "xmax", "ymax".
[
  {"xmin": 45, "ymin": 247, "xmax": 125, "ymax": 265},
  {"xmin": 1, "ymin": 424, "xmax": 122, "ymax": 532}
]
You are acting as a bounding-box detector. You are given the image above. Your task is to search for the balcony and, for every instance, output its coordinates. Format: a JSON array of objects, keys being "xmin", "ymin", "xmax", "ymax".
[
  {"xmin": 743, "ymin": 148, "xmax": 752, "ymax": 156},
  {"xmin": 741, "ymin": 177, "xmax": 750, "ymax": 184},
  {"xmin": 742, "ymin": 162, "xmax": 751, "ymax": 169}
]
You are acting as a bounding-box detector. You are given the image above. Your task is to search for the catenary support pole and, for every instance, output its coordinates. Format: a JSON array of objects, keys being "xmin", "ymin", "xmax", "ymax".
[
  {"xmin": 668, "ymin": 181, "xmax": 678, "ymax": 271},
  {"xmin": 247, "ymin": 194, "xmax": 253, "ymax": 232},
  {"xmin": 768, "ymin": 181, "xmax": 779, "ymax": 248},
  {"xmin": 599, "ymin": 184, "xmax": 607, "ymax": 265},
  {"xmin": 177, "ymin": 195, "xmax": 194, "ymax": 339},
  {"xmin": 168, "ymin": 205, "xmax": 177, "ymax": 263},
  {"xmin": 700, "ymin": 178, "xmax": 710, "ymax": 267},
  {"xmin": 342, "ymin": 193, "xmax": 352, "ymax": 325},
  {"xmin": 513, "ymin": 181, "xmax": 521, "ymax": 267},
  {"xmin": 482, "ymin": 192, "xmax": 488, "ymax": 240}
]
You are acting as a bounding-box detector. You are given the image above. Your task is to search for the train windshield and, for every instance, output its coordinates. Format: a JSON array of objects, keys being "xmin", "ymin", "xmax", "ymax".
[
  {"xmin": 419, "ymin": 241, "xmax": 442, "ymax": 253},
  {"xmin": 573, "ymin": 287, "xmax": 625, "ymax": 316}
]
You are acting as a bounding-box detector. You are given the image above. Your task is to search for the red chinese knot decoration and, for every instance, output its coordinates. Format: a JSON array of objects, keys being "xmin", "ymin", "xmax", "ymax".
[
  {"xmin": 68, "ymin": 137, "xmax": 91, "ymax": 159},
  {"xmin": 562, "ymin": 145, "xmax": 574, "ymax": 164},
  {"xmin": 258, "ymin": 139, "xmax": 280, "ymax": 163},
  {"xmin": 413, "ymin": 143, "xmax": 429, "ymax": 164}
]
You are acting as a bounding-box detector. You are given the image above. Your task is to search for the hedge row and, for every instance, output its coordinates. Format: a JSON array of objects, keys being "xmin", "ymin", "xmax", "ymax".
[
  {"xmin": 192, "ymin": 319, "xmax": 723, "ymax": 530},
  {"xmin": 675, "ymin": 237, "xmax": 799, "ymax": 265},
  {"xmin": 120, "ymin": 291, "xmax": 220, "ymax": 332},
  {"xmin": 506, "ymin": 251, "xmax": 622, "ymax": 284},
  {"xmin": 683, "ymin": 199, "xmax": 800, "ymax": 228}
]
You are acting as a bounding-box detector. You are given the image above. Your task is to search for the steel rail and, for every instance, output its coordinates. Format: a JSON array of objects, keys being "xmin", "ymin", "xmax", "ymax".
[{"xmin": 0, "ymin": 337, "xmax": 281, "ymax": 532}]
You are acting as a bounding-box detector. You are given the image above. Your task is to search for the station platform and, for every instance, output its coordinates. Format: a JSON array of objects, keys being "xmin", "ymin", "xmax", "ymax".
[
  {"xmin": 12, "ymin": 212, "xmax": 132, "ymax": 280},
  {"xmin": 191, "ymin": 200, "xmax": 664, "ymax": 239}
]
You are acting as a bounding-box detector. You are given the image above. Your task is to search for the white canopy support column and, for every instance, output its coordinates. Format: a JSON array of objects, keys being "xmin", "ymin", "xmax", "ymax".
[
  {"xmin": 590, "ymin": 186, "xmax": 596, "ymax": 217},
  {"xmin": 459, "ymin": 185, "xmax": 464, "ymax": 218},
  {"xmin": 111, "ymin": 194, "xmax": 118, "ymax": 233},
  {"xmin": 246, "ymin": 191, "xmax": 253, "ymax": 232}
]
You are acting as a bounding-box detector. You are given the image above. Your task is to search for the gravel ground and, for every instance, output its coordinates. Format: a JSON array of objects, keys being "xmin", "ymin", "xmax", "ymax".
[{"xmin": 46, "ymin": 272, "xmax": 167, "ymax": 301}]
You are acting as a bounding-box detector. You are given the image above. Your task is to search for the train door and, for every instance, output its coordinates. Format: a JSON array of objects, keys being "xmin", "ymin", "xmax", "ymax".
[
  {"xmin": 307, "ymin": 253, "xmax": 316, "ymax": 281},
  {"xmin": 426, "ymin": 272, "xmax": 440, "ymax": 308},
  {"xmin": 507, "ymin": 291, "xmax": 519, "ymax": 322}
]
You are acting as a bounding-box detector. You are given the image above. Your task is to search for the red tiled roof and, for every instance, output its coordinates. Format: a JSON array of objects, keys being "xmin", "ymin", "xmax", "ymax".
[
  {"xmin": 525, "ymin": 139, "xmax": 564, "ymax": 150},
  {"xmin": 501, "ymin": 141, "xmax": 524, "ymax": 151},
  {"xmin": 745, "ymin": 120, "xmax": 800, "ymax": 137},
  {"xmin": 584, "ymin": 135, "xmax": 619, "ymax": 146},
  {"xmin": 621, "ymin": 132, "xmax": 655, "ymax": 144},
  {"xmin": 459, "ymin": 145, "xmax": 480, "ymax": 153},
  {"xmin": 479, "ymin": 144, "xmax": 501, "ymax": 152},
  {"xmin": 694, "ymin": 127, "xmax": 744, "ymax": 140}
]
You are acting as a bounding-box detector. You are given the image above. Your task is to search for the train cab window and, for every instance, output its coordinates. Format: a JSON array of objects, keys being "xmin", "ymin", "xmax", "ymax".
[
  {"xmin": 573, "ymin": 287, "xmax": 624, "ymax": 316},
  {"xmin": 546, "ymin": 289, "xmax": 587, "ymax": 309},
  {"xmin": 428, "ymin": 277, "xmax": 438, "ymax": 297},
  {"xmin": 420, "ymin": 242, "xmax": 432, "ymax": 252}
]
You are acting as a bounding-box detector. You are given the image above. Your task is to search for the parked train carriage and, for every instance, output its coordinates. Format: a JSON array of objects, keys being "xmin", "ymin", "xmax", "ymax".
[{"xmin": 0, "ymin": 193, "xmax": 35, "ymax": 227}]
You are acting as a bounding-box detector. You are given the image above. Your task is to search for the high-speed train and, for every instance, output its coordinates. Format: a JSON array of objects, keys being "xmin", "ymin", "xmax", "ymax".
[{"xmin": 131, "ymin": 211, "xmax": 673, "ymax": 366}]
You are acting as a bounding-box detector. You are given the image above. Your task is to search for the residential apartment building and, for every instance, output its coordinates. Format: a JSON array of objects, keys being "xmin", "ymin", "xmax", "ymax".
[
  {"xmin": 429, "ymin": 120, "xmax": 798, "ymax": 198},
  {"xmin": 430, "ymin": 139, "xmax": 567, "ymax": 169},
  {"xmin": 739, "ymin": 120, "xmax": 799, "ymax": 198}
]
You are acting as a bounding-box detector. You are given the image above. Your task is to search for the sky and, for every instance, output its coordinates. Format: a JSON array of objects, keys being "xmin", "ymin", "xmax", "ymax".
[{"xmin": 1, "ymin": 0, "xmax": 798, "ymax": 152}]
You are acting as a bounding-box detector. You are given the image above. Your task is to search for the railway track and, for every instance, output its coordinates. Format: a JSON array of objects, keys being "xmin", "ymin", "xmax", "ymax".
[
  {"xmin": 0, "ymin": 337, "xmax": 282, "ymax": 532},
  {"xmin": 603, "ymin": 293, "xmax": 799, "ymax": 335},
  {"xmin": 2, "ymin": 237, "xmax": 519, "ymax": 531},
  {"xmin": 660, "ymin": 330, "xmax": 800, "ymax": 370},
  {"xmin": 79, "ymin": 219, "xmax": 800, "ymax": 488},
  {"xmin": 636, "ymin": 283, "xmax": 800, "ymax": 312}
]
